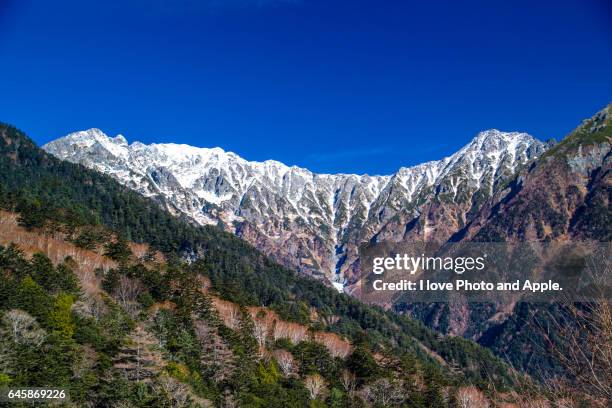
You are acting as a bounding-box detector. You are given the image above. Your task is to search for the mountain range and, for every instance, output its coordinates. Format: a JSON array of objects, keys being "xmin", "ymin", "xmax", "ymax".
[
  {"xmin": 0, "ymin": 118, "xmax": 527, "ymax": 407},
  {"xmin": 42, "ymin": 104, "xmax": 612, "ymax": 380},
  {"xmin": 43, "ymin": 128, "xmax": 547, "ymax": 290}
]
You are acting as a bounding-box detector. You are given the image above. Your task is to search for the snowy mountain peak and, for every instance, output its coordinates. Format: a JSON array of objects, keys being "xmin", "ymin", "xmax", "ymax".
[
  {"xmin": 64, "ymin": 127, "xmax": 116, "ymax": 144},
  {"xmin": 113, "ymin": 134, "xmax": 128, "ymax": 146},
  {"xmin": 457, "ymin": 129, "xmax": 536, "ymax": 155},
  {"xmin": 43, "ymin": 128, "xmax": 547, "ymax": 286},
  {"xmin": 467, "ymin": 129, "xmax": 536, "ymax": 153}
]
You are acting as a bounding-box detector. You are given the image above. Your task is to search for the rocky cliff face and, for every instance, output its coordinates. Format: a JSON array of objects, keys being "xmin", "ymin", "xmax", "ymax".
[
  {"xmin": 406, "ymin": 104, "xmax": 611, "ymax": 343},
  {"xmin": 461, "ymin": 105, "xmax": 611, "ymax": 243},
  {"xmin": 43, "ymin": 128, "xmax": 545, "ymax": 288}
]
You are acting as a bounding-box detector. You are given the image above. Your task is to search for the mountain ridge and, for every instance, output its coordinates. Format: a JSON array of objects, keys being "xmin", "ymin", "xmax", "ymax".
[
  {"xmin": 46, "ymin": 126, "xmax": 538, "ymax": 177},
  {"xmin": 43, "ymin": 128, "xmax": 546, "ymax": 287}
]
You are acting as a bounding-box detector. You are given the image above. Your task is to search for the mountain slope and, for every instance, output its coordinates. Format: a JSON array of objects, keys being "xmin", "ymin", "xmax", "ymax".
[
  {"xmin": 467, "ymin": 105, "xmax": 611, "ymax": 376},
  {"xmin": 461, "ymin": 104, "xmax": 611, "ymax": 242},
  {"xmin": 0, "ymin": 122, "xmax": 520, "ymax": 392},
  {"xmin": 43, "ymin": 128, "xmax": 546, "ymax": 286},
  {"xmin": 405, "ymin": 104, "xmax": 612, "ymax": 382}
]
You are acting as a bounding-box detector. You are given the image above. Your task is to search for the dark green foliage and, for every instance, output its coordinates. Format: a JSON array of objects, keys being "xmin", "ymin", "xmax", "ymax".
[
  {"xmin": 478, "ymin": 302, "xmax": 579, "ymax": 379},
  {"xmin": 0, "ymin": 246, "xmax": 94, "ymax": 402},
  {"xmin": 236, "ymin": 306, "xmax": 259, "ymax": 360},
  {"xmin": 27, "ymin": 253, "xmax": 79, "ymax": 295},
  {"xmin": 346, "ymin": 346, "xmax": 379, "ymax": 385},
  {"xmin": 292, "ymin": 341, "xmax": 338, "ymax": 379},
  {"xmin": 14, "ymin": 276, "xmax": 53, "ymax": 322},
  {"xmin": 102, "ymin": 268, "xmax": 121, "ymax": 293},
  {"xmin": 542, "ymin": 104, "xmax": 611, "ymax": 160},
  {"xmin": 15, "ymin": 198, "xmax": 46, "ymax": 230},
  {"xmin": 72, "ymin": 225, "xmax": 110, "ymax": 250},
  {"xmin": 103, "ymin": 236, "xmax": 132, "ymax": 262},
  {"xmin": 423, "ymin": 385, "xmax": 445, "ymax": 408},
  {"xmin": 0, "ymin": 216, "xmax": 512, "ymax": 407}
]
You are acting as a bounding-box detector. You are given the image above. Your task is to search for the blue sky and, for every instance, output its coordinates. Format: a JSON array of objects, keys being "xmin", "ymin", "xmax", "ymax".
[{"xmin": 0, "ymin": 0, "xmax": 610, "ymax": 175}]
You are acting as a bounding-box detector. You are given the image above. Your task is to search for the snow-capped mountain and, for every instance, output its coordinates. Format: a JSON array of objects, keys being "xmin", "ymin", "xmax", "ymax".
[{"xmin": 43, "ymin": 129, "xmax": 546, "ymax": 288}]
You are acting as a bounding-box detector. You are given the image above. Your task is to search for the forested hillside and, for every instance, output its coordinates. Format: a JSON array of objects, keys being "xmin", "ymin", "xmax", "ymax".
[{"xmin": 3, "ymin": 206, "xmax": 550, "ymax": 407}]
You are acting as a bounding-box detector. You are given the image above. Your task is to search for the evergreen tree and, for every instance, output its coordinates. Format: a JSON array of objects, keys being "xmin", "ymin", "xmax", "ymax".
[
  {"xmin": 346, "ymin": 346, "xmax": 379, "ymax": 385},
  {"xmin": 16, "ymin": 198, "xmax": 46, "ymax": 230},
  {"xmin": 104, "ymin": 236, "xmax": 132, "ymax": 263}
]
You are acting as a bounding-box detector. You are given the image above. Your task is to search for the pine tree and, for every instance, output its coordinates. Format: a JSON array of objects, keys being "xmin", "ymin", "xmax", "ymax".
[
  {"xmin": 104, "ymin": 236, "xmax": 132, "ymax": 263},
  {"xmin": 16, "ymin": 198, "xmax": 46, "ymax": 230},
  {"xmin": 346, "ymin": 346, "xmax": 378, "ymax": 385},
  {"xmin": 14, "ymin": 276, "xmax": 52, "ymax": 322},
  {"xmin": 237, "ymin": 306, "xmax": 259, "ymax": 360}
]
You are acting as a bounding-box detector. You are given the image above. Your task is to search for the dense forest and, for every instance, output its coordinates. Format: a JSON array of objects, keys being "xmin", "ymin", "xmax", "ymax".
[
  {"xmin": 0, "ymin": 122, "xmax": 597, "ymax": 406},
  {"xmin": 0, "ymin": 221, "xmax": 488, "ymax": 407}
]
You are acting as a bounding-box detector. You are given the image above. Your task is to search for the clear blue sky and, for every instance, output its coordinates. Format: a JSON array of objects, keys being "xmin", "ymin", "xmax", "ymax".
[{"xmin": 0, "ymin": 0, "xmax": 610, "ymax": 175}]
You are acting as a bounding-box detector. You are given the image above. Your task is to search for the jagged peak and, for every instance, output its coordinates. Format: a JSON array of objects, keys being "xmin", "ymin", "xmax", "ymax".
[
  {"xmin": 394, "ymin": 130, "xmax": 542, "ymax": 176},
  {"xmin": 41, "ymin": 125, "xmax": 548, "ymax": 280},
  {"xmin": 66, "ymin": 127, "xmax": 109, "ymax": 139},
  {"xmin": 46, "ymin": 127, "xmax": 543, "ymax": 181},
  {"xmin": 466, "ymin": 129, "xmax": 538, "ymax": 147},
  {"xmin": 53, "ymin": 128, "xmax": 127, "ymax": 148}
]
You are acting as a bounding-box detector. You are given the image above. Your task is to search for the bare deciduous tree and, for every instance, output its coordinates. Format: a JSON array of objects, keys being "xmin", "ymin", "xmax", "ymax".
[
  {"xmin": 253, "ymin": 318, "xmax": 268, "ymax": 352},
  {"xmin": 2, "ymin": 309, "xmax": 46, "ymax": 346},
  {"xmin": 363, "ymin": 378, "xmax": 405, "ymax": 407},
  {"xmin": 537, "ymin": 250, "xmax": 611, "ymax": 406},
  {"xmin": 304, "ymin": 374, "xmax": 327, "ymax": 400},
  {"xmin": 273, "ymin": 349, "xmax": 294, "ymax": 377},
  {"xmin": 114, "ymin": 276, "xmax": 143, "ymax": 317},
  {"xmin": 72, "ymin": 293, "xmax": 107, "ymax": 322},
  {"xmin": 213, "ymin": 298, "xmax": 241, "ymax": 330},
  {"xmin": 340, "ymin": 370, "xmax": 357, "ymax": 397},
  {"xmin": 226, "ymin": 306, "xmax": 240, "ymax": 330},
  {"xmin": 313, "ymin": 332, "xmax": 351, "ymax": 358},
  {"xmin": 272, "ymin": 320, "xmax": 307, "ymax": 343},
  {"xmin": 456, "ymin": 386, "xmax": 490, "ymax": 408},
  {"xmin": 154, "ymin": 375, "xmax": 191, "ymax": 407}
]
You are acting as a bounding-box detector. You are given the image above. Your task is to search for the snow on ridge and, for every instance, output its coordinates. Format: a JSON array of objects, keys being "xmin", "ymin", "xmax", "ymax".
[
  {"xmin": 43, "ymin": 127, "xmax": 544, "ymax": 222},
  {"xmin": 47, "ymin": 127, "xmax": 538, "ymax": 182},
  {"xmin": 42, "ymin": 127, "xmax": 547, "ymax": 284}
]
